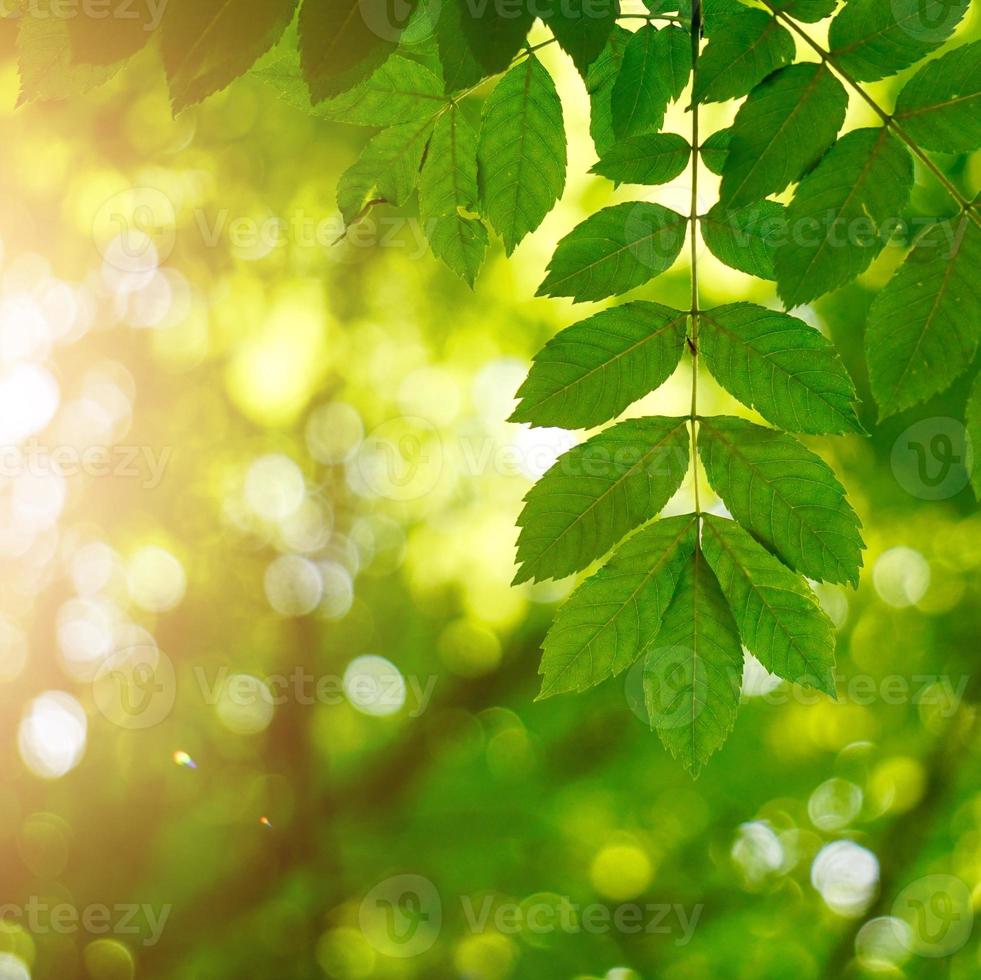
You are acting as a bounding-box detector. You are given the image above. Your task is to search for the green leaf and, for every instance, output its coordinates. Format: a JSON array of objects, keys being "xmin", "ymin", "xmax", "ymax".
[
  {"xmin": 894, "ymin": 41, "xmax": 981, "ymax": 154},
  {"xmin": 336, "ymin": 118, "xmax": 436, "ymax": 225},
  {"xmin": 316, "ymin": 55, "xmax": 446, "ymax": 125},
  {"xmin": 538, "ymin": 514, "xmax": 697, "ymax": 698},
  {"xmin": 17, "ymin": 17, "xmax": 120, "ymax": 104},
  {"xmin": 67, "ymin": 1, "xmax": 158, "ymax": 65},
  {"xmin": 612, "ymin": 25, "xmax": 690, "ymax": 140},
  {"xmin": 698, "ymin": 416, "xmax": 864, "ymax": 586},
  {"xmin": 160, "ymin": 0, "xmax": 297, "ymax": 111},
  {"xmin": 587, "ymin": 25, "xmax": 630, "ymax": 156},
  {"xmin": 591, "ymin": 133, "xmax": 691, "ymax": 187},
  {"xmin": 828, "ymin": 0, "xmax": 968, "ymax": 83},
  {"xmin": 701, "ymin": 515, "xmax": 836, "ymax": 695},
  {"xmin": 701, "ymin": 128, "xmax": 732, "ymax": 176},
  {"xmin": 700, "ymin": 200, "xmax": 787, "ymax": 280},
  {"xmin": 541, "ymin": 0, "xmax": 619, "ymax": 76},
  {"xmin": 766, "ymin": 0, "xmax": 838, "ymax": 21},
  {"xmin": 967, "ymin": 372, "xmax": 981, "ymax": 501},
  {"xmin": 478, "ymin": 55, "xmax": 567, "ymax": 256},
  {"xmin": 537, "ymin": 202, "xmax": 688, "ymax": 303},
  {"xmin": 720, "ymin": 63, "xmax": 848, "ymax": 210},
  {"xmin": 455, "ymin": 0, "xmax": 534, "ymax": 75},
  {"xmin": 434, "ymin": 0, "xmax": 486, "ymax": 92},
  {"xmin": 698, "ymin": 303, "xmax": 863, "ymax": 434},
  {"xmin": 514, "ymin": 416, "xmax": 690, "ymax": 584},
  {"xmin": 643, "ymin": 540, "xmax": 743, "ymax": 777},
  {"xmin": 299, "ymin": 0, "xmax": 406, "ymax": 101},
  {"xmin": 510, "ymin": 302, "xmax": 688, "ymax": 429},
  {"xmin": 419, "ymin": 107, "xmax": 487, "ymax": 285},
  {"xmin": 775, "ymin": 127, "xmax": 913, "ymax": 308},
  {"xmin": 866, "ymin": 213, "xmax": 981, "ymax": 419},
  {"xmin": 694, "ymin": 7, "xmax": 795, "ymax": 105}
]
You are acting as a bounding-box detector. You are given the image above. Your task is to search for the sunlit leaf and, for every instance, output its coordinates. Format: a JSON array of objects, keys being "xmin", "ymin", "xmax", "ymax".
[
  {"xmin": 511, "ymin": 302, "xmax": 688, "ymax": 429},
  {"xmin": 591, "ymin": 133, "xmax": 691, "ymax": 187},
  {"xmin": 538, "ymin": 514, "xmax": 697, "ymax": 697},
  {"xmin": 700, "ymin": 200, "xmax": 786, "ymax": 280},
  {"xmin": 698, "ymin": 416, "xmax": 864, "ymax": 586},
  {"xmin": 514, "ymin": 416, "xmax": 690, "ymax": 584}
]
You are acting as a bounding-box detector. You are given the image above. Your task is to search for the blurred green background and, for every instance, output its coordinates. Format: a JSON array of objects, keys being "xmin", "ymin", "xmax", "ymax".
[{"xmin": 0, "ymin": 8, "xmax": 979, "ymax": 980}]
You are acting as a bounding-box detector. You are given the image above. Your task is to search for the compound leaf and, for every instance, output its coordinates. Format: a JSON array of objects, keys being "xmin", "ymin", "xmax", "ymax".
[
  {"xmin": 828, "ymin": 0, "xmax": 969, "ymax": 83},
  {"xmin": 538, "ymin": 514, "xmax": 697, "ymax": 697},
  {"xmin": 698, "ymin": 416, "xmax": 864, "ymax": 586},
  {"xmin": 701, "ymin": 515, "xmax": 836, "ymax": 695},
  {"xmin": 775, "ymin": 127, "xmax": 914, "ymax": 308},
  {"xmin": 511, "ymin": 302, "xmax": 688, "ymax": 429},
  {"xmin": 894, "ymin": 41, "xmax": 981, "ymax": 154},
  {"xmin": 478, "ymin": 55, "xmax": 567, "ymax": 256},
  {"xmin": 514, "ymin": 416, "xmax": 690, "ymax": 584},
  {"xmin": 699, "ymin": 303, "xmax": 863, "ymax": 434},
  {"xmin": 537, "ymin": 202, "xmax": 688, "ymax": 303},
  {"xmin": 866, "ymin": 212, "xmax": 981, "ymax": 419},
  {"xmin": 720, "ymin": 63, "xmax": 848, "ymax": 210},
  {"xmin": 643, "ymin": 540, "xmax": 744, "ymax": 777}
]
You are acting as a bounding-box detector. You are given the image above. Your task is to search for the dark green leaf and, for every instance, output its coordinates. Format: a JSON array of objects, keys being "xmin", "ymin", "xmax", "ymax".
[
  {"xmin": 643, "ymin": 540, "xmax": 743, "ymax": 777},
  {"xmin": 336, "ymin": 117, "xmax": 436, "ymax": 225},
  {"xmin": 434, "ymin": 0, "xmax": 486, "ymax": 92},
  {"xmin": 587, "ymin": 25, "xmax": 631, "ymax": 155},
  {"xmin": 419, "ymin": 107, "xmax": 487, "ymax": 285},
  {"xmin": 537, "ymin": 202, "xmax": 688, "ymax": 303},
  {"xmin": 511, "ymin": 302, "xmax": 688, "ymax": 428},
  {"xmin": 894, "ymin": 41, "xmax": 981, "ymax": 154},
  {"xmin": 538, "ymin": 514, "xmax": 697, "ymax": 697},
  {"xmin": 514, "ymin": 416, "xmax": 690, "ymax": 584},
  {"xmin": 591, "ymin": 133, "xmax": 691, "ymax": 187},
  {"xmin": 160, "ymin": 0, "xmax": 297, "ymax": 111},
  {"xmin": 299, "ymin": 0, "xmax": 408, "ymax": 101},
  {"xmin": 612, "ymin": 25, "xmax": 690, "ymax": 140},
  {"xmin": 866, "ymin": 213, "xmax": 981, "ymax": 419},
  {"xmin": 17, "ymin": 18, "xmax": 119, "ymax": 103},
  {"xmin": 701, "ymin": 127, "xmax": 731, "ymax": 175},
  {"xmin": 698, "ymin": 303, "xmax": 863, "ymax": 434},
  {"xmin": 478, "ymin": 55, "xmax": 567, "ymax": 256},
  {"xmin": 694, "ymin": 7, "xmax": 795, "ymax": 104},
  {"xmin": 766, "ymin": 0, "xmax": 838, "ymax": 21},
  {"xmin": 967, "ymin": 372, "xmax": 981, "ymax": 500},
  {"xmin": 700, "ymin": 200, "xmax": 787, "ymax": 280},
  {"xmin": 701, "ymin": 515, "xmax": 836, "ymax": 695},
  {"xmin": 775, "ymin": 127, "xmax": 913, "ymax": 307},
  {"xmin": 720, "ymin": 63, "xmax": 848, "ymax": 210},
  {"xmin": 828, "ymin": 0, "xmax": 968, "ymax": 83},
  {"xmin": 68, "ymin": 1, "xmax": 159, "ymax": 65},
  {"xmin": 455, "ymin": 0, "xmax": 534, "ymax": 75},
  {"xmin": 541, "ymin": 0, "xmax": 619, "ymax": 76},
  {"xmin": 698, "ymin": 416, "xmax": 864, "ymax": 586}
]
